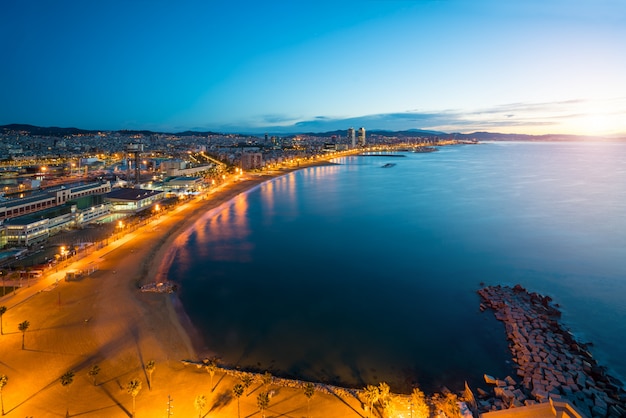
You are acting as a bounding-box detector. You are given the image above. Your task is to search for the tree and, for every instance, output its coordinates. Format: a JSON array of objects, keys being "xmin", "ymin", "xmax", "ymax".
[
  {"xmin": 126, "ymin": 378, "xmax": 142, "ymax": 418},
  {"xmin": 0, "ymin": 306, "xmax": 6, "ymax": 335},
  {"xmin": 60, "ymin": 370, "xmax": 74, "ymax": 417},
  {"xmin": 378, "ymin": 382, "xmax": 391, "ymax": 412},
  {"xmin": 262, "ymin": 371, "xmax": 273, "ymax": 391},
  {"xmin": 18, "ymin": 320, "xmax": 29, "ymax": 350},
  {"xmin": 203, "ymin": 358, "xmax": 218, "ymax": 392},
  {"xmin": 257, "ymin": 391, "xmax": 270, "ymax": 418},
  {"xmin": 304, "ymin": 382, "xmax": 315, "ymax": 418},
  {"xmin": 194, "ymin": 394, "xmax": 207, "ymax": 418},
  {"xmin": 240, "ymin": 372, "xmax": 253, "ymax": 395},
  {"xmin": 432, "ymin": 392, "xmax": 460, "ymax": 418},
  {"xmin": 363, "ymin": 385, "xmax": 380, "ymax": 418},
  {"xmin": 411, "ymin": 387, "xmax": 430, "ymax": 418},
  {"xmin": 88, "ymin": 364, "xmax": 100, "ymax": 386},
  {"xmin": 233, "ymin": 383, "xmax": 244, "ymax": 418},
  {"xmin": 145, "ymin": 360, "xmax": 155, "ymax": 390},
  {"xmin": 0, "ymin": 374, "xmax": 8, "ymax": 416},
  {"xmin": 441, "ymin": 392, "xmax": 460, "ymax": 418}
]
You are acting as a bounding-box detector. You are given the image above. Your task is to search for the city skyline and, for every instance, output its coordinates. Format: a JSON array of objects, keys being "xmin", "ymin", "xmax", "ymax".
[{"xmin": 1, "ymin": 0, "xmax": 625, "ymax": 136}]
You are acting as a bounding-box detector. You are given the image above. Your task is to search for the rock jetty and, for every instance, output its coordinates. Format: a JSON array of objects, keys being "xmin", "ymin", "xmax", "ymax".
[{"xmin": 477, "ymin": 285, "xmax": 626, "ymax": 418}]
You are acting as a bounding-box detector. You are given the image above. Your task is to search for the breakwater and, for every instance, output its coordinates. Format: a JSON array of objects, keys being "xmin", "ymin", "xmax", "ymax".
[{"xmin": 477, "ymin": 285, "xmax": 626, "ymax": 417}]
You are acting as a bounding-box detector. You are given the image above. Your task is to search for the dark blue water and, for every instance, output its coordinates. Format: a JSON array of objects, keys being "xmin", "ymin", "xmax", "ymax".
[{"xmin": 168, "ymin": 141, "xmax": 626, "ymax": 393}]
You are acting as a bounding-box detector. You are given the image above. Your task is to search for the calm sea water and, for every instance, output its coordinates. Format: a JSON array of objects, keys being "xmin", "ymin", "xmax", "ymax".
[{"xmin": 168, "ymin": 141, "xmax": 626, "ymax": 393}]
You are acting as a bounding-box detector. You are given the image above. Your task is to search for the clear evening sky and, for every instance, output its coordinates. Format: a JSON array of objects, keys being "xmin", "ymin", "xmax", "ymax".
[{"xmin": 1, "ymin": 0, "xmax": 625, "ymax": 135}]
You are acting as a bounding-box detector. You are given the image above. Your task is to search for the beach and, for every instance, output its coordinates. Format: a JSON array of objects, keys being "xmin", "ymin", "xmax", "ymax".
[{"xmin": 0, "ymin": 160, "xmax": 368, "ymax": 417}]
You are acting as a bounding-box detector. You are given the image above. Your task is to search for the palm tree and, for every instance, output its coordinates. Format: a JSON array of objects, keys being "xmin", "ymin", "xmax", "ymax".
[
  {"xmin": 203, "ymin": 358, "xmax": 217, "ymax": 392},
  {"xmin": 240, "ymin": 372, "xmax": 253, "ymax": 395},
  {"xmin": 194, "ymin": 394, "xmax": 207, "ymax": 418},
  {"xmin": 257, "ymin": 391, "xmax": 270, "ymax": 418},
  {"xmin": 18, "ymin": 320, "xmax": 29, "ymax": 350},
  {"xmin": 411, "ymin": 387, "xmax": 430, "ymax": 418},
  {"xmin": 262, "ymin": 371, "xmax": 273, "ymax": 391},
  {"xmin": 126, "ymin": 378, "xmax": 142, "ymax": 418},
  {"xmin": 0, "ymin": 374, "xmax": 8, "ymax": 416},
  {"xmin": 378, "ymin": 382, "xmax": 391, "ymax": 412},
  {"xmin": 304, "ymin": 382, "xmax": 315, "ymax": 418},
  {"xmin": 0, "ymin": 306, "xmax": 6, "ymax": 335},
  {"xmin": 60, "ymin": 370, "xmax": 74, "ymax": 417},
  {"xmin": 363, "ymin": 384, "xmax": 379, "ymax": 418},
  {"xmin": 441, "ymin": 392, "xmax": 460, "ymax": 418},
  {"xmin": 88, "ymin": 365, "xmax": 100, "ymax": 386},
  {"xmin": 233, "ymin": 383, "xmax": 244, "ymax": 418},
  {"xmin": 145, "ymin": 360, "xmax": 155, "ymax": 390}
]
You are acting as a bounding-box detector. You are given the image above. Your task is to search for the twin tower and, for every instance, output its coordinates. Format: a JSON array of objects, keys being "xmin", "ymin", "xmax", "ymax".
[{"xmin": 347, "ymin": 127, "xmax": 366, "ymax": 147}]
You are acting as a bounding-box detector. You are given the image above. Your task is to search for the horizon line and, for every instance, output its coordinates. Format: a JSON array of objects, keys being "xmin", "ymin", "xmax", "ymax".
[{"xmin": 2, "ymin": 122, "xmax": 625, "ymax": 139}]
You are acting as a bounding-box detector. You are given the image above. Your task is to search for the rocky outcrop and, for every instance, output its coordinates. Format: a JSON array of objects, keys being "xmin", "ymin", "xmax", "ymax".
[{"xmin": 477, "ymin": 285, "xmax": 626, "ymax": 418}]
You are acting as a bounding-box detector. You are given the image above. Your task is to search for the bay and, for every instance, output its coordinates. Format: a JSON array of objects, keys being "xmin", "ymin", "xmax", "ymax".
[{"xmin": 168, "ymin": 141, "xmax": 626, "ymax": 393}]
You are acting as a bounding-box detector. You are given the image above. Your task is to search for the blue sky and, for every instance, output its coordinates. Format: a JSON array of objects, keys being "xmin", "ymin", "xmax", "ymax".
[{"xmin": 1, "ymin": 0, "xmax": 625, "ymax": 135}]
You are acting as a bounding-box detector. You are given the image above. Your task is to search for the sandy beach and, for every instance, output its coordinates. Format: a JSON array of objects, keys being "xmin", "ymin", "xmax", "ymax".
[{"xmin": 0, "ymin": 159, "xmax": 371, "ymax": 417}]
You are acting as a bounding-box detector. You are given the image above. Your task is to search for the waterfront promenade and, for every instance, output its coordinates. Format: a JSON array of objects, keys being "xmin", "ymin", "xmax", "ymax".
[{"xmin": 0, "ymin": 158, "xmax": 372, "ymax": 417}]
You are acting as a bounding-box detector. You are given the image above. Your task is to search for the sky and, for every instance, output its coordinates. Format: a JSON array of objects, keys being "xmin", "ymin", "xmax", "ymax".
[{"xmin": 1, "ymin": 0, "xmax": 625, "ymax": 136}]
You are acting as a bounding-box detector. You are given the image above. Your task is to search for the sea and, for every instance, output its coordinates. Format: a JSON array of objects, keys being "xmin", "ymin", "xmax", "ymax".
[{"xmin": 167, "ymin": 141, "xmax": 626, "ymax": 394}]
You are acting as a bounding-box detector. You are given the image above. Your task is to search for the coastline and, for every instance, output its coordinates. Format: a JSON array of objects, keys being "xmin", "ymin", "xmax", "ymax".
[
  {"xmin": 3, "ymin": 144, "xmax": 624, "ymax": 416},
  {"xmin": 147, "ymin": 161, "xmax": 341, "ymax": 358},
  {"xmin": 0, "ymin": 158, "xmax": 354, "ymax": 417}
]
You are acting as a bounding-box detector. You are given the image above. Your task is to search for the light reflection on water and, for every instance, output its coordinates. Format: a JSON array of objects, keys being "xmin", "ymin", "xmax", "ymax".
[{"xmin": 168, "ymin": 141, "xmax": 626, "ymax": 393}]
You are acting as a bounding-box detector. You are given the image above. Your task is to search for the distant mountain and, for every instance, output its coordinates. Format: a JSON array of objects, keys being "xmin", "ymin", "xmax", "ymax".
[
  {"xmin": 371, "ymin": 129, "xmax": 447, "ymax": 137},
  {"xmin": 450, "ymin": 131, "xmax": 623, "ymax": 141},
  {"xmin": 175, "ymin": 130, "xmax": 225, "ymax": 137},
  {"xmin": 295, "ymin": 128, "xmax": 447, "ymax": 138},
  {"xmin": 1, "ymin": 124, "xmax": 623, "ymax": 141},
  {"xmin": 0, "ymin": 123, "xmax": 98, "ymax": 136}
]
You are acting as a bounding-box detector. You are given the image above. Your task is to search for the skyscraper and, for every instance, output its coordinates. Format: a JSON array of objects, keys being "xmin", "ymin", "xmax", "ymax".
[
  {"xmin": 358, "ymin": 127, "xmax": 366, "ymax": 147},
  {"xmin": 348, "ymin": 127, "xmax": 355, "ymax": 148}
]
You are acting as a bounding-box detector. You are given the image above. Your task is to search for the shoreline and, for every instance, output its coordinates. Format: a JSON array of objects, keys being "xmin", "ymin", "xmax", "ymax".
[
  {"xmin": 146, "ymin": 160, "xmax": 342, "ymax": 359},
  {"xmin": 0, "ymin": 157, "xmax": 354, "ymax": 417}
]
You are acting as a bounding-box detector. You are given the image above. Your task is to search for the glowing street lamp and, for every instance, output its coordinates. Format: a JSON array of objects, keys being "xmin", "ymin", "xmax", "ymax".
[{"xmin": 59, "ymin": 245, "xmax": 67, "ymax": 263}]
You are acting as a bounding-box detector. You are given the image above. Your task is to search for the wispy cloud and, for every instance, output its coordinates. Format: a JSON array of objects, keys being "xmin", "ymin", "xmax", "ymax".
[{"xmin": 232, "ymin": 98, "xmax": 626, "ymax": 135}]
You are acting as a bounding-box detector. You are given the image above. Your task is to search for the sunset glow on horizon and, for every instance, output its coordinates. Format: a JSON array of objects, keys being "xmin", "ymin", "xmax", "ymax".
[{"xmin": 1, "ymin": 0, "xmax": 625, "ymax": 136}]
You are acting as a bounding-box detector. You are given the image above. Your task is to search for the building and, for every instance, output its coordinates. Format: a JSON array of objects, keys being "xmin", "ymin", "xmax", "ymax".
[
  {"xmin": 240, "ymin": 152, "xmax": 263, "ymax": 170},
  {"xmin": 358, "ymin": 127, "xmax": 366, "ymax": 147},
  {"xmin": 105, "ymin": 188, "xmax": 165, "ymax": 214},
  {"xmin": 161, "ymin": 160, "xmax": 215, "ymax": 177},
  {"xmin": 0, "ymin": 181, "xmax": 110, "ymax": 223},
  {"xmin": 480, "ymin": 396, "xmax": 588, "ymax": 418},
  {"xmin": 163, "ymin": 177, "xmax": 204, "ymax": 195},
  {"xmin": 348, "ymin": 127, "xmax": 356, "ymax": 148},
  {"xmin": 3, "ymin": 204, "xmax": 76, "ymax": 247},
  {"xmin": 69, "ymin": 194, "xmax": 111, "ymax": 225}
]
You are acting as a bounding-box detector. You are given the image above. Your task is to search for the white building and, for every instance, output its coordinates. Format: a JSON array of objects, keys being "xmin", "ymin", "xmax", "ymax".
[
  {"xmin": 348, "ymin": 127, "xmax": 356, "ymax": 148},
  {"xmin": 358, "ymin": 127, "xmax": 366, "ymax": 147}
]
